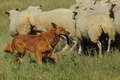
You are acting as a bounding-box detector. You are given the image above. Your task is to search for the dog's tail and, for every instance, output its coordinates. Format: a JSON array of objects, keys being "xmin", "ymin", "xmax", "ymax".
[{"xmin": 3, "ymin": 43, "xmax": 13, "ymax": 54}]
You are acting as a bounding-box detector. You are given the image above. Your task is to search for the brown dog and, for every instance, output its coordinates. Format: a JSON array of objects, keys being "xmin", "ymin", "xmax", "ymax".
[{"xmin": 4, "ymin": 23, "xmax": 70, "ymax": 65}]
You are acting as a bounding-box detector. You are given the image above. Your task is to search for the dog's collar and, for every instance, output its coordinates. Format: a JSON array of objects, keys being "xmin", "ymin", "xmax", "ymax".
[
  {"xmin": 49, "ymin": 45, "xmax": 54, "ymax": 56},
  {"xmin": 51, "ymin": 44, "xmax": 55, "ymax": 48}
]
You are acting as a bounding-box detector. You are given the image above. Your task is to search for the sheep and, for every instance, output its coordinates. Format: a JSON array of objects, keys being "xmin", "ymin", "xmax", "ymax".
[
  {"xmin": 73, "ymin": 8, "xmax": 116, "ymax": 58},
  {"xmin": 76, "ymin": 0, "xmax": 95, "ymax": 4},
  {"xmin": 75, "ymin": 0, "xmax": 114, "ymax": 14},
  {"xmin": 69, "ymin": 4, "xmax": 76, "ymax": 10},
  {"xmin": 36, "ymin": 8, "xmax": 76, "ymax": 51},
  {"xmin": 27, "ymin": 5, "xmax": 42, "ymax": 12},
  {"xmin": 111, "ymin": 1, "xmax": 120, "ymax": 49},
  {"xmin": 113, "ymin": 1, "xmax": 120, "ymax": 35},
  {"xmin": 5, "ymin": 8, "xmax": 19, "ymax": 37},
  {"xmin": 75, "ymin": 0, "xmax": 115, "ymax": 19},
  {"xmin": 110, "ymin": 0, "xmax": 119, "ymax": 2},
  {"xmin": 5, "ymin": 5, "xmax": 43, "ymax": 37},
  {"xmin": 75, "ymin": 0, "xmax": 96, "ymax": 10},
  {"xmin": 94, "ymin": 0, "xmax": 115, "ymax": 17}
]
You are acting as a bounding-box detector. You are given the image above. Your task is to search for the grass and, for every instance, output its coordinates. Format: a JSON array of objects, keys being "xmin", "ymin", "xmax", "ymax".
[
  {"xmin": 1, "ymin": 51, "xmax": 120, "ymax": 80},
  {"xmin": 0, "ymin": 0, "xmax": 120, "ymax": 80}
]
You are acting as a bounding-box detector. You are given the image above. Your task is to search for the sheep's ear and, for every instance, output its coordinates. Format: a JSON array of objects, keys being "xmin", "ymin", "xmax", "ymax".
[
  {"xmin": 106, "ymin": 0, "xmax": 110, "ymax": 3},
  {"xmin": 40, "ymin": 5, "xmax": 42, "ymax": 9},
  {"xmin": 51, "ymin": 23, "xmax": 57, "ymax": 30},
  {"xmin": 5, "ymin": 11, "xmax": 9, "ymax": 14},
  {"xmin": 84, "ymin": 8, "xmax": 87, "ymax": 10},
  {"xmin": 16, "ymin": 8, "xmax": 19, "ymax": 11}
]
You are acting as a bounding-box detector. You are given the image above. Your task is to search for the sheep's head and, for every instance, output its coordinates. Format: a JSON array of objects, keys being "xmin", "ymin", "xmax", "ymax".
[
  {"xmin": 72, "ymin": 3, "xmax": 87, "ymax": 20},
  {"xmin": 72, "ymin": 8, "xmax": 79, "ymax": 20},
  {"xmin": 111, "ymin": 1, "xmax": 120, "ymax": 17},
  {"xmin": 5, "ymin": 8, "xmax": 19, "ymax": 16},
  {"xmin": 27, "ymin": 5, "xmax": 42, "ymax": 13}
]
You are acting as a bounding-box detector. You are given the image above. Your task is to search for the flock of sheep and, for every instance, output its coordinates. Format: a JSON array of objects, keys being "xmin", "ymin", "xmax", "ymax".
[{"xmin": 5, "ymin": 0, "xmax": 120, "ymax": 58}]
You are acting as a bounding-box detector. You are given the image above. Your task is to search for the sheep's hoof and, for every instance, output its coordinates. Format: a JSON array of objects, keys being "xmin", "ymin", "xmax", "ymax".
[
  {"xmin": 99, "ymin": 55, "xmax": 103, "ymax": 58},
  {"xmin": 107, "ymin": 51, "xmax": 110, "ymax": 54},
  {"xmin": 78, "ymin": 53, "xmax": 82, "ymax": 56}
]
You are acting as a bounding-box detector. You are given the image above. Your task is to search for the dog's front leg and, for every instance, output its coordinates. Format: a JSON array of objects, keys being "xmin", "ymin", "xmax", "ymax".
[
  {"xmin": 48, "ymin": 53, "xmax": 58, "ymax": 63},
  {"xmin": 35, "ymin": 51, "xmax": 43, "ymax": 65}
]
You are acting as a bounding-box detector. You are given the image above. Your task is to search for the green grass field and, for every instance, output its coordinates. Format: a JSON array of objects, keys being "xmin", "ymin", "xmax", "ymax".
[{"xmin": 0, "ymin": 0, "xmax": 120, "ymax": 80}]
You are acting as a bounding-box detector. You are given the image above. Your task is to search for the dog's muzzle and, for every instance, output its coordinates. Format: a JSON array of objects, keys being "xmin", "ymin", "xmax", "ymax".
[{"xmin": 59, "ymin": 33, "xmax": 70, "ymax": 45}]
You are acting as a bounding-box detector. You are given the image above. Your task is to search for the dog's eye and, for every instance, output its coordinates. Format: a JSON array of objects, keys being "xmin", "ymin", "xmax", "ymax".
[
  {"xmin": 61, "ymin": 29, "xmax": 64, "ymax": 31},
  {"xmin": 61, "ymin": 29, "xmax": 65, "ymax": 31}
]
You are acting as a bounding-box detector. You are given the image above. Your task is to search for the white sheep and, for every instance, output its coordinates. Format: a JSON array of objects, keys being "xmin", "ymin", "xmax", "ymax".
[
  {"xmin": 5, "ymin": 5, "xmax": 43, "ymax": 37},
  {"xmin": 37, "ymin": 8, "xmax": 76, "ymax": 51},
  {"xmin": 69, "ymin": 4, "xmax": 76, "ymax": 10},
  {"xmin": 113, "ymin": 1, "xmax": 120, "ymax": 35},
  {"xmin": 73, "ymin": 9, "xmax": 116, "ymax": 57},
  {"xmin": 27, "ymin": 5, "xmax": 42, "ymax": 12},
  {"xmin": 110, "ymin": 0, "xmax": 119, "ymax": 2},
  {"xmin": 76, "ymin": 0, "xmax": 95, "ymax": 4},
  {"xmin": 111, "ymin": 1, "xmax": 120, "ymax": 48},
  {"xmin": 5, "ymin": 8, "xmax": 19, "ymax": 37},
  {"xmin": 94, "ymin": 0, "xmax": 114, "ymax": 17},
  {"xmin": 75, "ymin": 0, "xmax": 96, "ymax": 10}
]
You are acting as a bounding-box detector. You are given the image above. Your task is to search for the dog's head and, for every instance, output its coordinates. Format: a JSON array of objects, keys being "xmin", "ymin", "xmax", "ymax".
[{"xmin": 51, "ymin": 23, "xmax": 70, "ymax": 44}]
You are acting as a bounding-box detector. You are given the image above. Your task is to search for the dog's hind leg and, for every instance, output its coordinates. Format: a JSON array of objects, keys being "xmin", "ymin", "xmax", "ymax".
[
  {"xmin": 14, "ymin": 52, "xmax": 24, "ymax": 63},
  {"xmin": 13, "ymin": 42, "xmax": 25, "ymax": 63}
]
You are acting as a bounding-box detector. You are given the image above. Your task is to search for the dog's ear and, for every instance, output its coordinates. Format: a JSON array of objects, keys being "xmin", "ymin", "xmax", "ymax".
[{"xmin": 51, "ymin": 23, "xmax": 57, "ymax": 30}]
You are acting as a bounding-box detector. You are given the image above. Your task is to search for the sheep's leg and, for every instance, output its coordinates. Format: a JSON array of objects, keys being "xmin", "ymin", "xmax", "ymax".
[
  {"xmin": 70, "ymin": 41, "xmax": 78, "ymax": 51},
  {"xmin": 78, "ymin": 44, "xmax": 82, "ymax": 55},
  {"xmin": 97, "ymin": 41, "xmax": 102, "ymax": 58},
  {"xmin": 62, "ymin": 44, "xmax": 70, "ymax": 51},
  {"xmin": 78, "ymin": 41, "xmax": 82, "ymax": 55},
  {"xmin": 107, "ymin": 38, "xmax": 111, "ymax": 53}
]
